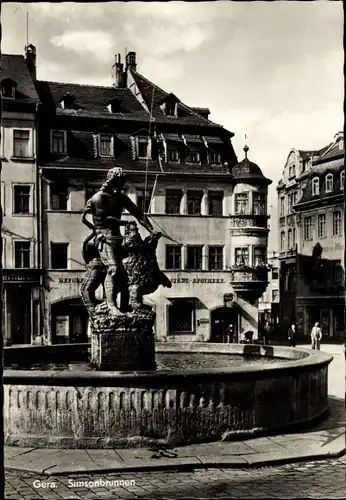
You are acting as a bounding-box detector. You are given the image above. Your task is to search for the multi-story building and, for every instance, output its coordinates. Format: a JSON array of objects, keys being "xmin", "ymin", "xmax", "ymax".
[
  {"xmin": 277, "ymin": 132, "xmax": 344, "ymax": 340},
  {"xmin": 258, "ymin": 250, "xmax": 280, "ymax": 331},
  {"xmin": 2, "ymin": 47, "xmax": 272, "ymax": 344},
  {"xmin": 0, "ymin": 45, "xmax": 42, "ymax": 345}
]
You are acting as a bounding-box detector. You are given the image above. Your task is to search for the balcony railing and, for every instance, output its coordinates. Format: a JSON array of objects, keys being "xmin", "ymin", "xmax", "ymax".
[
  {"xmin": 229, "ymin": 265, "xmax": 268, "ymax": 301},
  {"xmin": 229, "ymin": 214, "xmax": 269, "ymax": 229}
]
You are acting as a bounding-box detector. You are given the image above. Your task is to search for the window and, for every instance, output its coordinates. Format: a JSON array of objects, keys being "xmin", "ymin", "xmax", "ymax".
[
  {"xmin": 304, "ymin": 217, "xmax": 312, "ymax": 240},
  {"xmin": 325, "ymin": 174, "xmax": 333, "ymax": 193},
  {"xmin": 272, "ymin": 289, "xmax": 279, "ymax": 302},
  {"xmin": 288, "ymin": 229, "xmax": 292, "ymax": 249},
  {"xmin": 292, "ymin": 227, "xmax": 296, "ymax": 247},
  {"xmin": 14, "ymin": 241, "xmax": 30, "ymax": 268},
  {"xmin": 167, "ymin": 148, "xmax": 179, "ymax": 162},
  {"xmin": 341, "ymin": 171, "xmax": 345, "ymax": 190},
  {"xmin": 187, "ymin": 190, "xmax": 203, "ymax": 215},
  {"xmin": 99, "ymin": 134, "xmax": 113, "ymax": 157},
  {"xmin": 235, "ymin": 247, "xmax": 249, "ymax": 266},
  {"xmin": 51, "ymin": 130, "xmax": 66, "ymax": 154},
  {"xmin": 187, "ymin": 246, "xmax": 203, "ymax": 270},
  {"xmin": 271, "ymin": 268, "xmax": 279, "ymax": 280},
  {"xmin": 312, "ymin": 177, "xmax": 320, "ymax": 196},
  {"xmin": 166, "ymin": 245, "xmax": 182, "ymax": 270},
  {"xmin": 13, "ymin": 129, "xmax": 30, "ymax": 158},
  {"xmin": 235, "ymin": 193, "xmax": 248, "ymax": 215},
  {"xmin": 186, "ymin": 150, "xmax": 200, "ymax": 163},
  {"xmin": 252, "ymin": 193, "xmax": 266, "ymax": 215},
  {"xmin": 209, "ymin": 152, "xmax": 221, "ymax": 164},
  {"xmin": 208, "ymin": 191, "xmax": 223, "ymax": 216},
  {"xmin": 289, "ymin": 165, "xmax": 296, "ymax": 178},
  {"xmin": 168, "ymin": 299, "xmax": 195, "ymax": 333},
  {"xmin": 164, "ymin": 100, "xmax": 177, "ymax": 117},
  {"xmin": 51, "ymin": 243, "xmax": 69, "ymax": 269},
  {"xmin": 208, "ymin": 246, "xmax": 223, "ymax": 270},
  {"xmin": 333, "ymin": 260, "xmax": 342, "ymax": 284},
  {"xmin": 293, "ymin": 191, "xmax": 298, "ymax": 206},
  {"xmin": 318, "ymin": 214, "xmax": 326, "ymax": 238},
  {"xmin": 137, "ymin": 138, "xmax": 149, "ymax": 159},
  {"xmin": 333, "ymin": 211, "xmax": 342, "ymax": 236},
  {"xmin": 253, "ymin": 247, "xmax": 266, "ymax": 266},
  {"xmin": 50, "ymin": 183, "xmax": 68, "ymax": 210},
  {"xmin": 165, "ymin": 189, "xmax": 182, "ymax": 214},
  {"xmin": 1, "ymin": 78, "xmax": 16, "ymax": 98},
  {"xmin": 136, "ymin": 189, "xmax": 152, "ymax": 213},
  {"xmin": 13, "ymin": 185, "xmax": 30, "ymax": 214},
  {"xmin": 280, "ymin": 197, "xmax": 285, "ymax": 216},
  {"xmin": 280, "ymin": 231, "xmax": 286, "ymax": 250}
]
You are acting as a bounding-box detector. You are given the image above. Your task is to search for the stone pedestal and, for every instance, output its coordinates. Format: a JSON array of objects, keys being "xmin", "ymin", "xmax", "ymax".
[
  {"xmin": 89, "ymin": 304, "xmax": 156, "ymax": 371},
  {"xmin": 90, "ymin": 330, "xmax": 156, "ymax": 370}
]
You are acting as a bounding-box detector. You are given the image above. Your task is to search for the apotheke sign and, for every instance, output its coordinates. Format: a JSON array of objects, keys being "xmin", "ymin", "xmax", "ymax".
[
  {"xmin": 3, "ymin": 270, "xmax": 41, "ymax": 283},
  {"xmin": 171, "ymin": 277, "xmax": 226, "ymax": 284}
]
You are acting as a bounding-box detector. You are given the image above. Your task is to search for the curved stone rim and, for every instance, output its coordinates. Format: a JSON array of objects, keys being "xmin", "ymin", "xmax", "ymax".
[{"xmin": 3, "ymin": 343, "xmax": 333, "ymax": 386}]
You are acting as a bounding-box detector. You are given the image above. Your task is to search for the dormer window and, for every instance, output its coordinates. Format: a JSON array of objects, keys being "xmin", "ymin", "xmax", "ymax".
[
  {"xmin": 312, "ymin": 177, "xmax": 320, "ymax": 196},
  {"xmin": 288, "ymin": 164, "xmax": 296, "ymax": 179},
  {"xmin": 1, "ymin": 78, "xmax": 16, "ymax": 98},
  {"xmin": 107, "ymin": 98, "xmax": 122, "ymax": 114},
  {"xmin": 187, "ymin": 150, "xmax": 200, "ymax": 164},
  {"xmin": 60, "ymin": 93, "xmax": 76, "ymax": 110},
  {"xmin": 99, "ymin": 134, "xmax": 114, "ymax": 157},
  {"xmin": 137, "ymin": 137, "xmax": 150, "ymax": 159},
  {"xmin": 160, "ymin": 93, "xmax": 179, "ymax": 117},
  {"xmin": 325, "ymin": 173, "xmax": 333, "ymax": 193},
  {"xmin": 209, "ymin": 152, "xmax": 221, "ymax": 164},
  {"xmin": 340, "ymin": 171, "xmax": 344, "ymax": 190}
]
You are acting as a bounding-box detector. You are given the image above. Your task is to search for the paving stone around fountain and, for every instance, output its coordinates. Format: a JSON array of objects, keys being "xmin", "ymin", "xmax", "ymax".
[{"xmin": 3, "ymin": 343, "xmax": 332, "ymax": 448}]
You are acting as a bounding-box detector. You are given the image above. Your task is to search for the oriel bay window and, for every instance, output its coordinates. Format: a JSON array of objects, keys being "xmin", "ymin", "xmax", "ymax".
[
  {"xmin": 14, "ymin": 241, "xmax": 31, "ymax": 268},
  {"xmin": 13, "ymin": 129, "xmax": 30, "ymax": 158},
  {"xmin": 235, "ymin": 193, "xmax": 248, "ymax": 215},
  {"xmin": 136, "ymin": 188, "xmax": 152, "ymax": 213},
  {"xmin": 187, "ymin": 190, "xmax": 203, "ymax": 215},
  {"xmin": 208, "ymin": 190, "xmax": 223, "ymax": 216},
  {"xmin": 235, "ymin": 247, "xmax": 249, "ymax": 266},
  {"xmin": 252, "ymin": 193, "xmax": 266, "ymax": 215},
  {"xmin": 165, "ymin": 189, "xmax": 182, "ymax": 214},
  {"xmin": 208, "ymin": 246, "xmax": 223, "ymax": 270},
  {"xmin": 187, "ymin": 246, "xmax": 203, "ymax": 270},
  {"xmin": 13, "ymin": 185, "xmax": 30, "ymax": 214},
  {"xmin": 168, "ymin": 298, "xmax": 195, "ymax": 334},
  {"xmin": 166, "ymin": 245, "xmax": 182, "ymax": 270},
  {"xmin": 253, "ymin": 247, "xmax": 266, "ymax": 266}
]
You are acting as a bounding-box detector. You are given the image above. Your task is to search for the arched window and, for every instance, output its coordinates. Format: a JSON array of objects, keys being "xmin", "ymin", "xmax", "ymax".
[
  {"xmin": 341, "ymin": 171, "xmax": 344, "ymax": 191},
  {"xmin": 312, "ymin": 177, "xmax": 320, "ymax": 196},
  {"xmin": 325, "ymin": 173, "xmax": 333, "ymax": 193}
]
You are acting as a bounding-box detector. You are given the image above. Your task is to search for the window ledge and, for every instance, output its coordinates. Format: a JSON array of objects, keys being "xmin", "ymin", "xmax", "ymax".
[
  {"xmin": 12, "ymin": 213, "xmax": 34, "ymax": 217},
  {"xmin": 10, "ymin": 157, "xmax": 35, "ymax": 162}
]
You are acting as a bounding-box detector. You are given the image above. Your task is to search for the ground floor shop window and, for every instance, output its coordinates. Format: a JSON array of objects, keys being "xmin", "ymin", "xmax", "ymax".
[
  {"xmin": 51, "ymin": 298, "xmax": 89, "ymax": 343},
  {"xmin": 168, "ymin": 298, "xmax": 195, "ymax": 334}
]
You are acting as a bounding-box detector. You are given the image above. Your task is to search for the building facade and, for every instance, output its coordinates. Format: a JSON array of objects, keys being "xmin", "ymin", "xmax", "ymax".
[
  {"xmin": 277, "ymin": 132, "xmax": 344, "ymax": 340},
  {"xmin": 2, "ymin": 47, "xmax": 272, "ymax": 344},
  {"xmin": 0, "ymin": 46, "xmax": 42, "ymax": 345},
  {"xmin": 258, "ymin": 251, "xmax": 280, "ymax": 332}
]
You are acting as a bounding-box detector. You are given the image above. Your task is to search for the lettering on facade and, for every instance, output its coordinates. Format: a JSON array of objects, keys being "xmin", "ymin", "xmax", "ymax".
[
  {"xmin": 199, "ymin": 318, "xmax": 210, "ymax": 325},
  {"xmin": 3, "ymin": 271, "xmax": 40, "ymax": 283},
  {"xmin": 170, "ymin": 278, "xmax": 225, "ymax": 284},
  {"xmin": 58, "ymin": 277, "xmax": 84, "ymax": 284}
]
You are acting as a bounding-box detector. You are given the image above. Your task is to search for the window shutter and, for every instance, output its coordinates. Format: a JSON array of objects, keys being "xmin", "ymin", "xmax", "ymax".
[{"xmin": 130, "ymin": 136, "xmax": 137, "ymax": 160}]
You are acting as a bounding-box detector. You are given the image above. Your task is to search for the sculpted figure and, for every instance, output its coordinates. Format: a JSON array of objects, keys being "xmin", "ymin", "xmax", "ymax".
[
  {"xmin": 81, "ymin": 167, "xmax": 157, "ymax": 317},
  {"xmin": 122, "ymin": 221, "xmax": 172, "ymax": 312},
  {"xmin": 80, "ymin": 232, "xmax": 106, "ymax": 314}
]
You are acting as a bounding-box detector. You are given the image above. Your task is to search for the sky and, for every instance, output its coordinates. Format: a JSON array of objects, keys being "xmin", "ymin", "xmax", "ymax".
[{"xmin": 2, "ymin": 1, "xmax": 344, "ymax": 250}]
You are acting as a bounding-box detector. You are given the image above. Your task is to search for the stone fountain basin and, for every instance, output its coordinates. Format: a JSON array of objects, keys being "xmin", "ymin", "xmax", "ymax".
[{"xmin": 4, "ymin": 343, "xmax": 332, "ymax": 448}]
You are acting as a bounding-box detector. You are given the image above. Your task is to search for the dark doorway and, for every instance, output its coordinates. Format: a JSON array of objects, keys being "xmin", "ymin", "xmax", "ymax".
[
  {"xmin": 51, "ymin": 298, "xmax": 89, "ymax": 344},
  {"xmin": 7, "ymin": 285, "xmax": 32, "ymax": 344},
  {"xmin": 210, "ymin": 307, "xmax": 239, "ymax": 343}
]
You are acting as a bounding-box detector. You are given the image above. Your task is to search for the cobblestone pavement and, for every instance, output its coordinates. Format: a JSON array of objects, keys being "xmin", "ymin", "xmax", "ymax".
[{"xmin": 5, "ymin": 455, "xmax": 345, "ymax": 499}]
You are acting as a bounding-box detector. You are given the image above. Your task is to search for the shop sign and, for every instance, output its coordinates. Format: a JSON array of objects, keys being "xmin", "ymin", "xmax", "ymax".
[
  {"xmin": 171, "ymin": 277, "xmax": 226, "ymax": 284},
  {"xmin": 58, "ymin": 277, "xmax": 84, "ymax": 284},
  {"xmin": 199, "ymin": 318, "xmax": 210, "ymax": 324},
  {"xmin": 3, "ymin": 269, "xmax": 41, "ymax": 283}
]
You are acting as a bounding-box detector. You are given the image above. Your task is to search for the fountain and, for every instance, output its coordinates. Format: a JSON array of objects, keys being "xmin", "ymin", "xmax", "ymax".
[{"xmin": 3, "ymin": 168, "xmax": 333, "ymax": 448}]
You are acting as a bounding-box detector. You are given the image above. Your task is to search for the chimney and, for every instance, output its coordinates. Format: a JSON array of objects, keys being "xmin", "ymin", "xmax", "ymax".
[
  {"xmin": 125, "ymin": 51, "xmax": 137, "ymax": 72},
  {"xmin": 112, "ymin": 54, "xmax": 124, "ymax": 88},
  {"xmin": 25, "ymin": 44, "xmax": 37, "ymax": 81}
]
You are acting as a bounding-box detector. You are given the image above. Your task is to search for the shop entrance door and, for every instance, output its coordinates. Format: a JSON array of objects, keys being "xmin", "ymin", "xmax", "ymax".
[{"xmin": 210, "ymin": 307, "xmax": 239, "ymax": 343}]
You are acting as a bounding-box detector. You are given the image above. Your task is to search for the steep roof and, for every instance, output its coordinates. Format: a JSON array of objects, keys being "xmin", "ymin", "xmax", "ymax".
[
  {"xmin": 129, "ymin": 68, "xmax": 232, "ymax": 132},
  {"xmin": 231, "ymin": 147, "xmax": 272, "ymax": 185},
  {"xmin": 35, "ymin": 80, "xmax": 150, "ymax": 121},
  {"xmin": 0, "ymin": 54, "xmax": 39, "ymax": 101}
]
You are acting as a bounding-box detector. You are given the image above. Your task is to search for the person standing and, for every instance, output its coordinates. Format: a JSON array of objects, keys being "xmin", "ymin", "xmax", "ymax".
[
  {"xmin": 263, "ymin": 321, "xmax": 272, "ymax": 345},
  {"xmin": 311, "ymin": 322, "xmax": 322, "ymax": 350},
  {"xmin": 288, "ymin": 323, "xmax": 297, "ymax": 347}
]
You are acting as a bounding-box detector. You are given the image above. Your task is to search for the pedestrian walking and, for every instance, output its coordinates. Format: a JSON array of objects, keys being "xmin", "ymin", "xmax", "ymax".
[
  {"xmin": 263, "ymin": 321, "xmax": 272, "ymax": 345},
  {"xmin": 311, "ymin": 322, "xmax": 322, "ymax": 350},
  {"xmin": 288, "ymin": 323, "xmax": 297, "ymax": 347}
]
